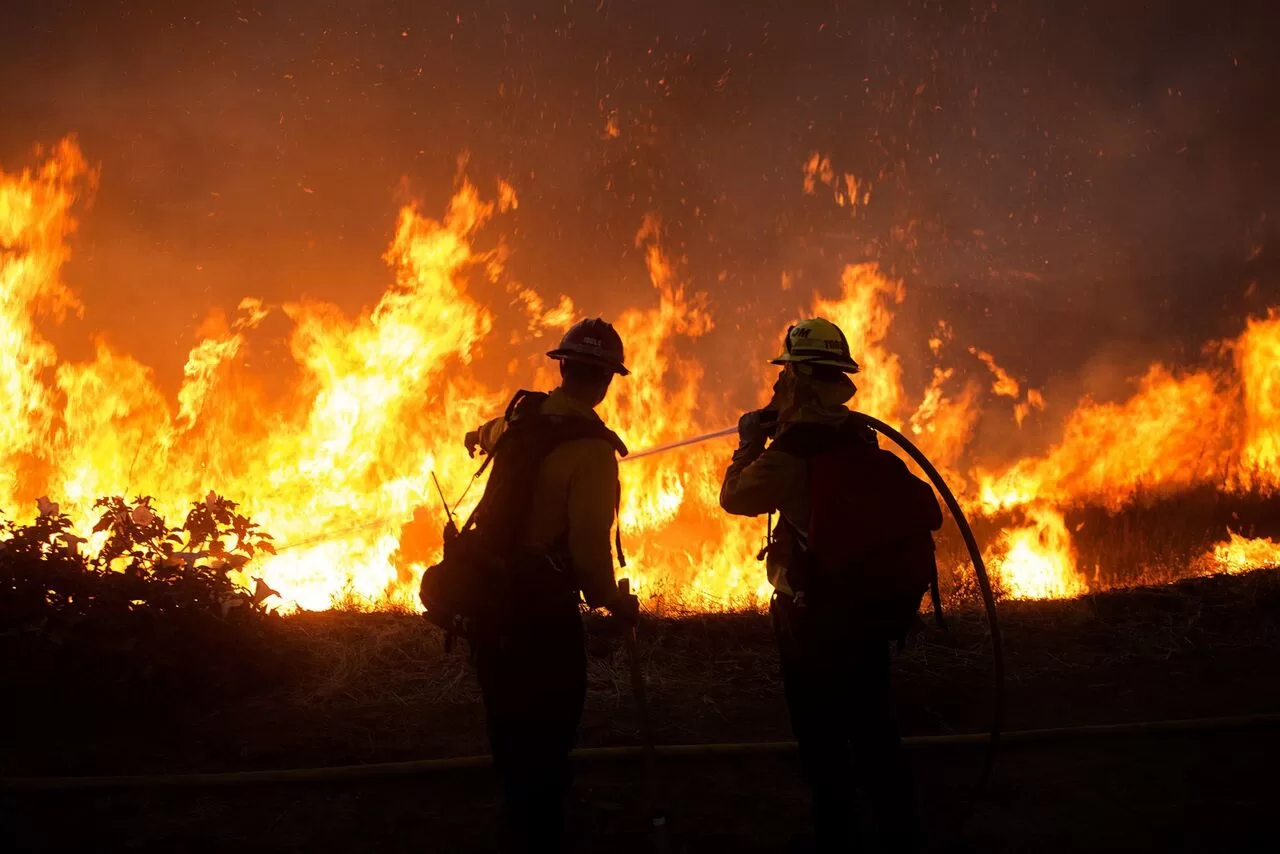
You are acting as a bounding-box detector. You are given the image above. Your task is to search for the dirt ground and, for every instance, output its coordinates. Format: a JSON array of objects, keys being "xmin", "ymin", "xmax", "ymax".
[{"xmin": 4, "ymin": 569, "xmax": 1280, "ymax": 852}]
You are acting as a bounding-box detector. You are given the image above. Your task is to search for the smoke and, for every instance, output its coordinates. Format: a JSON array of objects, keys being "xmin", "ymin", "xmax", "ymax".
[{"xmin": 2, "ymin": 0, "xmax": 1278, "ymax": 413}]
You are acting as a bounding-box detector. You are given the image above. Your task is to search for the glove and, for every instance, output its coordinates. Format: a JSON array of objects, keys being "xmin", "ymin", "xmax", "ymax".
[
  {"xmin": 609, "ymin": 590, "xmax": 641, "ymax": 627},
  {"xmin": 464, "ymin": 429, "xmax": 481, "ymax": 458},
  {"xmin": 737, "ymin": 409, "xmax": 773, "ymax": 458}
]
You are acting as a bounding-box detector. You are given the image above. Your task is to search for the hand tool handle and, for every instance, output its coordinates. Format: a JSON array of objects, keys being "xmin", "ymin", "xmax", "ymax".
[{"xmin": 619, "ymin": 579, "xmax": 668, "ymax": 853}]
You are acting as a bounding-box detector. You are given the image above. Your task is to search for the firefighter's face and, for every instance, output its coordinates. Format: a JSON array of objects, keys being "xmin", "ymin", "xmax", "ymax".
[
  {"xmin": 769, "ymin": 365, "xmax": 790, "ymax": 396},
  {"xmin": 560, "ymin": 360, "xmax": 616, "ymax": 407},
  {"xmin": 768, "ymin": 365, "xmax": 799, "ymax": 413},
  {"xmin": 768, "ymin": 363, "xmax": 856, "ymax": 418},
  {"xmin": 584, "ymin": 373, "xmax": 613, "ymax": 406}
]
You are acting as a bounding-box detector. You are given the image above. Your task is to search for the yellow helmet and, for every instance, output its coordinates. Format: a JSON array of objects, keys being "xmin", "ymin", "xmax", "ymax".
[{"xmin": 770, "ymin": 317, "xmax": 861, "ymax": 373}]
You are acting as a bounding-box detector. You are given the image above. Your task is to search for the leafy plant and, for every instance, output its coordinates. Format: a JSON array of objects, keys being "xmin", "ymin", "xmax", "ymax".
[
  {"xmin": 1, "ymin": 492, "xmax": 281, "ymax": 628},
  {"xmin": 1, "ymin": 492, "xmax": 291, "ymax": 718},
  {"xmin": 0, "ymin": 504, "xmax": 92, "ymax": 628}
]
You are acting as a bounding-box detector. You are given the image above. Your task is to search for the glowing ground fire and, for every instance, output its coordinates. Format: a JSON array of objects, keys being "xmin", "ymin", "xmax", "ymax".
[{"xmin": 3, "ymin": 139, "xmax": 1279, "ymax": 611}]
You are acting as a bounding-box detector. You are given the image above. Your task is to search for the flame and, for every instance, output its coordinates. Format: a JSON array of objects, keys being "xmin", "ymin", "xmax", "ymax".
[
  {"xmin": 976, "ymin": 366, "xmax": 1234, "ymax": 514},
  {"xmin": 802, "ymin": 152, "xmax": 869, "ymax": 211},
  {"xmin": 811, "ymin": 263, "xmax": 905, "ymax": 422},
  {"xmin": 6, "ymin": 137, "xmax": 1280, "ymax": 612},
  {"xmin": 969, "ymin": 348, "xmax": 1044, "ymax": 427},
  {"xmin": 971, "ymin": 348, "xmax": 1021, "ymax": 399},
  {"xmin": 1203, "ymin": 531, "xmax": 1280, "ymax": 574},
  {"xmin": 0, "ymin": 138, "xmax": 93, "ymax": 507},
  {"xmin": 987, "ymin": 507, "xmax": 1085, "ymax": 600},
  {"xmin": 1238, "ymin": 310, "xmax": 1280, "ymax": 489}
]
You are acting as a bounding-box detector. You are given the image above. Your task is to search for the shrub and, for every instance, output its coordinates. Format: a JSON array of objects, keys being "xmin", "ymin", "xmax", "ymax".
[
  {"xmin": 1, "ymin": 492, "xmax": 278, "ymax": 627},
  {"xmin": 0, "ymin": 493, "xmax": 291, "ymax": 724}
]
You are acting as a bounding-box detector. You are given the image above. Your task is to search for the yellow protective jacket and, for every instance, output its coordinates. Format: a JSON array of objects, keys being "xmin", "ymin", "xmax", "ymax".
[
  {"xmin": 719, "ymin": 374, "xmax": 856, "ymax": 595},
  {"xmin": 474, "ymin": 387, "xmax": 622, "ymax": 608},
  {"xmin": 719, "ymin": 443, "xmax": 810, "ymax": 595}
]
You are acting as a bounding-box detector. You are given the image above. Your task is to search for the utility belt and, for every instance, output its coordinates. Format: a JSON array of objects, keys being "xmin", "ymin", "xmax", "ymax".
[
  {"xmin": 420, "ymin": 535, "xmax": 581, "ymax": 650},
  {"xmin": 506, "ymin": 546, "xmax": 583, "ymax": 617},
  {"xmin": 772, "ymin": 526, "xmax": 943, "ymax": 644},
  {"xmin": 769, "ymin": 586, "xmax": 855, "ymax": 655}
]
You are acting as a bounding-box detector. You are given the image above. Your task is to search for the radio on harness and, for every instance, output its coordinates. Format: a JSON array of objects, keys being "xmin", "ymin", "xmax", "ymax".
[{"xmin": 419, "ymin": 390, "xmax": 627, "ymax": 648}]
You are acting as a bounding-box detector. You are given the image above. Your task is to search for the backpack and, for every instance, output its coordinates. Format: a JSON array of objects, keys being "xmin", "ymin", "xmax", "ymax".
[
  {"xmin": 419, "ymin": 390, "xmax": 626, "ymax": 645},
  {"xmin": 772, "ymin": 417, "xmax": 945, "ymax": 641}
]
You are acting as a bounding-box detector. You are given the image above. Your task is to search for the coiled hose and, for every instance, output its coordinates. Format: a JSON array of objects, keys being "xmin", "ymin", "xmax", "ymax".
[{"xmin": 850, "ymin": 412, "xmax": 1005, "ymax": 783}]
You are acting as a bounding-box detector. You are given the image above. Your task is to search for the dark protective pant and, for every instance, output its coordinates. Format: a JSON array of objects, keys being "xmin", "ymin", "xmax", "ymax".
[
  {"xmin": 473, "ymin": 607, "xmax": 587, "ymax": 853},
  {"xmin": 771, "ymin": 592, "xmax": 915, "ymax": 853}
]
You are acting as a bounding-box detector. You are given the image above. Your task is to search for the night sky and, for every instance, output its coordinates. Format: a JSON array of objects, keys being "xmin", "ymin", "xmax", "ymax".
[{"xmin": 4, "ymin": 0, "xmax": 1279, "ymax": 413}]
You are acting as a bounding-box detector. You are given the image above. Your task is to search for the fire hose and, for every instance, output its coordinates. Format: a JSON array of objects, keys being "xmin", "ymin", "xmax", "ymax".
[
  {"xmin": 848, "ymin": 412, "xmax": 1006, "ymax": 781},
  {"xmin": 271, "ymin": 429, "xmax": 740, "ymax": 553},
  {"xmin": 621, "ymin": 426, "xmax": 738, "ymax": 462},
  {"xmin": 264, "ymin": 414, "xmax": 1004, "ymax": 844},
  {"xmin": 616, "ymin": 415, "xmax": 1006, "ymax": 779},
  {"xmin": 273, "ymin": 417, "xmax": 1004, "ymax": 770},
  {"xmin": 430, "ymin": 415, "xmax": 998, "ymax": 846},
  {"xmin": 6, "ymin": 713, "xmax": 1278, "ymax": 792}
]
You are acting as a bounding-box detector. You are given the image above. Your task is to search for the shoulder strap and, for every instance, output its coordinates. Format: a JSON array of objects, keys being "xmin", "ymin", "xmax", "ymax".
[
  {"xmin": 769, "ymin": 422, "xmax": 837, "ymax": 458},
  {"xmin": 502, "ymin": 389, "xmax": 628, "ymax": 456},
  {"xmin": 504, "ymin": 388, "xmax": 549, "ymax": 423},
  {"xmin": 769, "ymin": 415, "xmax": 875, "ymax": 459},
  {"xmin": 466, "ymin": 390, "xmax": 628, "ymax": 569},
  {"xmin": 542, "ymin": 415, "xmax": 629, "ymax": 457}
]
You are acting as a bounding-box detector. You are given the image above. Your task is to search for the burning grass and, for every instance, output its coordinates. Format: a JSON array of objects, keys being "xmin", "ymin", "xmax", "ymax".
[{"xmin": 7, "ymin": 137, "xmax": 1280, "ymax": 611}]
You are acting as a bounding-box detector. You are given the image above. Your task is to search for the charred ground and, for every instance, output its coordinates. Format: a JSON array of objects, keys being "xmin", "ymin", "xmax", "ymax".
[{"xmin": 3, "ymin": 568, "xmax": 1279, "ymax": 853}]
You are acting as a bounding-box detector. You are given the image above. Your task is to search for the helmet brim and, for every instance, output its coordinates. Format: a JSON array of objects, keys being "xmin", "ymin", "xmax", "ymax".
[
  {"xmin": 547, "ymin": 350, "xmax": 631, "ymax": 376},
  {"xmin": 770, "ymin": 352, "xmax": 861, "ymax": 373}
]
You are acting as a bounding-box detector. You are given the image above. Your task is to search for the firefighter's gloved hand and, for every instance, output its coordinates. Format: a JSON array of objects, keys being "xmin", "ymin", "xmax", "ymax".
[
  {"xmin": 735, "ymin": 409, "xmax": 777, "ymax": 457},
  {"xmin": 608, "ymin": 590, "xmax": 641, "ymax": 627},
  {"xmin": 464, "ymin": 430, "xmax": 481, "ymax": 458}
]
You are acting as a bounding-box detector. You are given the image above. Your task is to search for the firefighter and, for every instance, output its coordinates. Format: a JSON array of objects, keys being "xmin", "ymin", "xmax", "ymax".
[
  {"xmin": 460, "ymin": 317, "xmax": 640, "ymax": 852},
  {"xmin": 720, "ymin": 318, "xmax": 919, "ymax": 853}
]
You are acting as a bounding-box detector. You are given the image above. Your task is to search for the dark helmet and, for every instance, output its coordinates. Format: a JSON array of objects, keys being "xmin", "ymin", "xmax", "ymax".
[{"xmin": 546, "ymin": 317, "xmax": 630, "ymax": 376}]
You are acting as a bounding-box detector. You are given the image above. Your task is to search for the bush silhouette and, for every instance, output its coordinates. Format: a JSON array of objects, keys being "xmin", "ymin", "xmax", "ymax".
[{"xmin": 0, "ymin": 493, "xmax": 290, "ymax": 722}]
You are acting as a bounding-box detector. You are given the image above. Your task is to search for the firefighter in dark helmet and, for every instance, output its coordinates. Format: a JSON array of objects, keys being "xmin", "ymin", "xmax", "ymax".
[
  {"xmin": 456, "ymin": 317, "xmax": 640, "ymax": 852},
  {"xmin": 720, "ymin": 318, "xmax": 939, "ymax": 853}
]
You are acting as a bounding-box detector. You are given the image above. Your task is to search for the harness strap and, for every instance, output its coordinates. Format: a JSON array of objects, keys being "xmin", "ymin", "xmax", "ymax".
[
  {"xmin": 457, "ymin": 454, "xmax": 493, "ymax": 534},
  {"xmin": 469, "ymin": 388, "xmax": 629, "ymax": 572},
  {"xmin": 615, "ymin": 481, "xmax": 626, "ymax": 569}
]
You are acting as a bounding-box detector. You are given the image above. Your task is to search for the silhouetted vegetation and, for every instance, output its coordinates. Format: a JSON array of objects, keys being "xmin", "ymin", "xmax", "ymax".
[{"xmin": 0, "ymin": 494, "xmax": 288, "ymax": 728}]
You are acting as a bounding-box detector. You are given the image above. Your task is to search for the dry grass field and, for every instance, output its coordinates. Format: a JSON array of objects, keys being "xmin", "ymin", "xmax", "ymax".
[{"xmin": 4, "ymin": 563, "xmax": 1279, "ymax": 852}]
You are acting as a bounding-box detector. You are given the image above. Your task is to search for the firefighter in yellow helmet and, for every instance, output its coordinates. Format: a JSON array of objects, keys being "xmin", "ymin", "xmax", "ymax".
[
  {"xmin": 720, "ymin": 318, "xmax": 930, "ymax": 853},
  {"xmin": 440, "ymin": 318, "xmax": 640, "ymax": 852}
]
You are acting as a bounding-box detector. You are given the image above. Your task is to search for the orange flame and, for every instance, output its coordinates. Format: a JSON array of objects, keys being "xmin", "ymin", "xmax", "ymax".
[
  {"xmin": 987, "ymin": 507, "xmax": 1085, "ymax": 600},
  {"xmin": 6, "ymin": 137, "xmax": 1280, "ymax": 611},
  {"xmin": 802, "ymin": 152, "xmax": 869, "ymax": 211},
  {"xmin": 1203, "ymin": 531, "xmax": 1280, "ymax": 574}
]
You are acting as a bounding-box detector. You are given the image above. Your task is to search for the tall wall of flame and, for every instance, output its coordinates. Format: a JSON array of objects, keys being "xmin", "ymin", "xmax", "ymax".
[{"xmin": 4, "ymin": 139, "xmax": 1280, "ymax": 610}]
